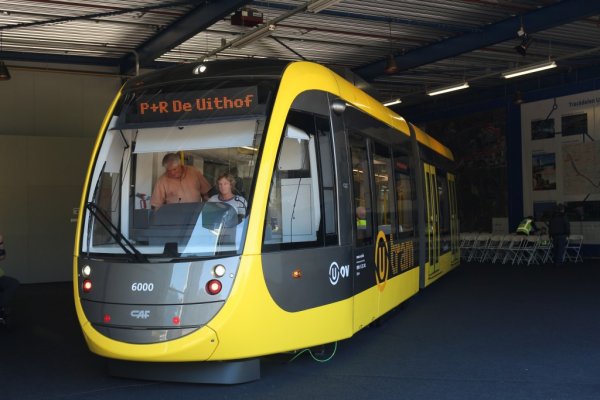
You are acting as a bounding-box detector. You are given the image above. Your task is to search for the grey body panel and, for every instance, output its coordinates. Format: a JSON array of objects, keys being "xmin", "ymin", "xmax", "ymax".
[
  {"xmin": 94, "ymin": 325, "xmax": 200, "ymax": 344},
  {"xmin": 83, "ymin": 300, "xmax": 224, "ymax": 328},
  {"xmin": 77, "ymin": 256, "xmax": 240, "ymax": 343},
  {"xmin": 261, "ymin": 245, "xmax": 353, "ymax": 312}
]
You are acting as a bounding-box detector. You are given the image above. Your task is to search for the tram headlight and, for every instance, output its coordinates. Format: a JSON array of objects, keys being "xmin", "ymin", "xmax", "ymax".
[
  {"xmin": 206, "ymin": 279, "xmax": 222, "ymax": 295},
  {"xmin": 213, "ymin": 264, "xmax": 226, "ymax": 277},
  {"xmin": 81, "ymin": 265, "xmax": 92, "ymax": 277},
  {"xmin": 82, "ymin": 279, "xmax": 93, "ymax": 293}
]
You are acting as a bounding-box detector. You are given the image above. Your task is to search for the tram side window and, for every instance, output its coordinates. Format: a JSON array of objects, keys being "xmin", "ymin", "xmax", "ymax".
[
  {"xmin": 315, "ymin": 116, "xmax": 338, "ymax": 244},
  {"xmin": 393, "ymin": 149, "xmax": 415, "ymax": 235},
  {"xmin": 89, "ymin": 127, "xmax": 125, "ymax": 247},
  {"xmin": 93, "ymin": 171, "xmax": 121, "ymax": 245},
  {"xmin": 437, "ymin": 172, "xmax": 450, "ymax": 236},
  {"xmin": 372, "ymin": 142, "xmax": 394, "ymax": 236},
  {"xmin": 263, "ymin": 111, "xmax": 327, "ymax": 249},
  {"xmin": 349, "ymin": 133, "xmax": 373, "ymax": 246}
]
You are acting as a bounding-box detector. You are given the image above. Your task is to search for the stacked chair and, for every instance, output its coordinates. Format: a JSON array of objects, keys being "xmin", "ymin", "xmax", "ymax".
[
  {"xmin": 459, "ymin": 232, "xmax": 479, "ymax": 261},
  {"xmin": 468, "ymin": 233, "xmax": 491, "ymax": 262},
  {"xmin": 459, "ymin": 231, "xmax": 584, "ymax": 266},
  {"xmin": 501, "ymin": 234, "xmax": 526, "ymax": 265},
  {"xmin": 481, "ymin": 234, "xmax": 504, "ymax": 263}
]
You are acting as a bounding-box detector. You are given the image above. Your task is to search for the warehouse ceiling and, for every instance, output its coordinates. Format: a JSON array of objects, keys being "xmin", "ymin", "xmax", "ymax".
[{"xmin": 2, "ymin": 0, "xmax": 600, "ymax": 110}]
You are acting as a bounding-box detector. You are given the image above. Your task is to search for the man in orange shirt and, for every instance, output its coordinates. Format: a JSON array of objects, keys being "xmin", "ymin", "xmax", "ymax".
[{"xmin": 150, "ymin": 153, "xmax": 211, "ymax": 210}]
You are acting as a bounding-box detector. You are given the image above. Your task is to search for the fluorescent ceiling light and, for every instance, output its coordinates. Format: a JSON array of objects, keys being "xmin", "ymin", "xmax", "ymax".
[
  {"xmin": 307, "ymin": 0, "xmax": 343, "ymax": 13},
  {"xmin": 501, "ymin": 60, "xmax": 557, "ymax": 79},
  {"xmin": 230, "ymin": 24, "xmax": 276, "ymax": 49},
  {"xmin": 383, "ymin": 99, "xmax": 402, "ymax": 107},
  {"xmin": 426, "ymin": 82, "xmax": 470, "ymax": 96}
]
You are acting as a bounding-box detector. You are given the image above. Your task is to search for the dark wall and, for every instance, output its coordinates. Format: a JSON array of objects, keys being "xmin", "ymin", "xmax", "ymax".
[{"xmin": 418, "ymin": 108, "xmax": 508, "ymax": 232}]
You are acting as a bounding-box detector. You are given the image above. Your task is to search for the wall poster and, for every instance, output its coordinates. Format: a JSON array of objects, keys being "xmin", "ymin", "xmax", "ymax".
[{"xmin": 521, "ymin": 90, "xmax": 600, "ymax": 244}]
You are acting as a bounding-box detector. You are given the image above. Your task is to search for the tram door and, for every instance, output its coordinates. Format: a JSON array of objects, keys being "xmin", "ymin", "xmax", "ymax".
[
  {"xmin": 423, "ymin": 163, "xmax": 440, "ymax": 277},
  {"xmin": 448, "ymin": 173, "xmax": 460, "ymax": 266}
]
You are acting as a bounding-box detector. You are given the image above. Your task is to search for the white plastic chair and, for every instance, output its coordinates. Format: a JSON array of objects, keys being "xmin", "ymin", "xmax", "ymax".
[
  {"xmin": 564, "ymin": 234, "xmax": 583, "ymax": 263},
  {"xmin": 535, "ymin": 234, "xmax": 553, "ymax": 264},
  {"xmin": 518, "ymin": 236, "xmax": 540, "ymax": 266}
]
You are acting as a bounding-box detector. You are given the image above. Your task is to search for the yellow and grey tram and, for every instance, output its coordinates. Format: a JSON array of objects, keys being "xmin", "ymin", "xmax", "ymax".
[{"xmin": 73, "ymin": 60, "xmax": 459, "ymax": 383}]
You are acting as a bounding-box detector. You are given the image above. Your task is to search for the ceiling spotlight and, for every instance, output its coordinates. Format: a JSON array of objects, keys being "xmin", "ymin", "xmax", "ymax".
[
  {"xmin": 513, "ymin": 19, "xmax": 532, "ymax": 56},
  {"xmin": 514, "ymin": 36, "xmax": 532, "ymax": 56},
  {"xmin": 383, "ymin": 21, "xmax": 398, "ymax": 74},
  {"xmin": 193, "ymin": 63, "xmax": 207, "ymax": 74},
  {"xmin": 514, "ymin": 91, "xmax": 524, "ymax": 105},
  {"xmin": 426, "ymin": 82, "xmax": 470, "ymax": 96},
  {"xmin": 384, "ymin": 54, "xmax": 398, "ymax": 74}
]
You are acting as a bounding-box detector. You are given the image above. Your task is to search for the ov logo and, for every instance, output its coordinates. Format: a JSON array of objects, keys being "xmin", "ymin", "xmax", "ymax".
[
  {"xmin": 375, "ymin": 231, "xmax": 389, "ymax": 291},
  {"xmin": 130, "ymin": 310, "xmax": 151, "ymax": 319},
  {"xmin": 329, "ymin": 261, "xmax": 350, "ymax": 285}
]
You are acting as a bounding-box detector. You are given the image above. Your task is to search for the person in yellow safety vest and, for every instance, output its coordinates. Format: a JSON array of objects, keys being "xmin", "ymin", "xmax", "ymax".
[
  {"xmin": 516, "ymin": 216, "xmax": 537, "ymax": 235},
  {"xmin": 356, "ymin": 206, "xmax": 367, "ymax": 229}
]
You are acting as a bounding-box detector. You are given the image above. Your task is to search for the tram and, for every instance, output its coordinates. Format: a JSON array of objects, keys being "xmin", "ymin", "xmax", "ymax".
[{"xmin": 73, "ymin": 60, "xmax": 459, "ymax": 384}]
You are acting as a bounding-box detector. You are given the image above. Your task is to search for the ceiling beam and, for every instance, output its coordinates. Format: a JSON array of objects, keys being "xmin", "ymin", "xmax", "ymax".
[
  {"xmin": 354, "ymin": 0, "xmax": 600, "ymax": 80},
  {"xmin": 119, "ymin": 0, "xmax": 252, "ymax": 75},
  {"xmin": 250, "ymin": 1, "xmax": 473, "ymax": 33},
  {"xmin": 0, "ymin": 51, "xmax": 120, "ymax": 67},
  {"xmin": 0, "ymin": 1, "xmax": 206, "ymax": 32}
]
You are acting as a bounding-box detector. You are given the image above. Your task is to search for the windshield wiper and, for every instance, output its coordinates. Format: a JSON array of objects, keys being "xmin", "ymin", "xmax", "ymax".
[{"xmin": 85, "ymin": 202, "xmax": 148, "ymax": 262}]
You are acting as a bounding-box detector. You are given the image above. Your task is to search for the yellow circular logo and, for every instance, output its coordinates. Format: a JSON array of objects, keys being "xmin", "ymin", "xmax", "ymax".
[{"xmin": 375, "ymin": 231, "xmax": 389, "ymax": 291}]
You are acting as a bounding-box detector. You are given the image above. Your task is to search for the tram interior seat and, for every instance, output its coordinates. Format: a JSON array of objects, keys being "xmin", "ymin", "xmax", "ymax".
[
  {"xmin": 133, "ymin": 209, "xmax": 151, "ymax": 229},
  {"xmin": 131, "ymin": 203, "xmax": 201, "ymax": 245},
  {"xmin": 131, "ymin": 202, "xmax": 237, "ymax": 246}
]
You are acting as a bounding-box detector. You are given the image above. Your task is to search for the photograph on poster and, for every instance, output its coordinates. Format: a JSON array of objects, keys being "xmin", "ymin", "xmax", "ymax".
[
  {"xmin": 531, "ymin": 118, "xmax": 555, "ymax": 140},
  {"xmin": 532, "ymin": 153, "xmax": 556, "ymax": 191},
  {"xmin": 561, "ymin": 113, "xmax": 587, "ymax": 137}
]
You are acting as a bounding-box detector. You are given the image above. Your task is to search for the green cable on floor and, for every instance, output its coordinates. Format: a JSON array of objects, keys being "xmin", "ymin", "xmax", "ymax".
[{"xmin": 288, "ymin": 342, "xmax": 338, "ymax": 363}]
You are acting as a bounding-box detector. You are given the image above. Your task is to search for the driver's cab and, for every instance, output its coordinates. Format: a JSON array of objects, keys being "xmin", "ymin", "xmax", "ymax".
[{"xmin": 83, "ymin": 118, "xmax": 263, "ymax": 258}]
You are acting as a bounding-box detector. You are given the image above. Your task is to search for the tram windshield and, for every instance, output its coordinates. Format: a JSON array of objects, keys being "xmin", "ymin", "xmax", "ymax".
[{"xmin": 80, "ymin": 79, "xmax": 275, "ymax": 259}]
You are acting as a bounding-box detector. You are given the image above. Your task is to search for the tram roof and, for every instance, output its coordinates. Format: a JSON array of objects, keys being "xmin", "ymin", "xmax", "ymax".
[
  {"xmin": 119, "ymin": 58, "xmax": 454, "ymax": 161},
  {"xmin": 121, "ymin": 58, "xmax": 290, "ymax": 91}
]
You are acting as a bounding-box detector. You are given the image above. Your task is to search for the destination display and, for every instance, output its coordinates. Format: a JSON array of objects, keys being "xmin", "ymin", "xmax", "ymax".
[{"xmin": 124, "ymin": 86, "xmax": 261, "ymax": 125}]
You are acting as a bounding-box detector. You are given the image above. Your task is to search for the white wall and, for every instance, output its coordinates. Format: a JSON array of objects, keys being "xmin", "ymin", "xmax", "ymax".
[{"xmin": 0, "ymin": 65, "xmax": 121, "ymax": 283}]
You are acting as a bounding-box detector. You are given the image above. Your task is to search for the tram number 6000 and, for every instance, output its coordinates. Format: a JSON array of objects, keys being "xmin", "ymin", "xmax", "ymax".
[{"xmin": 131, "ymin": 282, "xmax": 154, "ymax": 292}]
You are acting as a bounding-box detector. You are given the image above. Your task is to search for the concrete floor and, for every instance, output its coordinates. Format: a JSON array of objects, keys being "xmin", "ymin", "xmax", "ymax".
[{"xmin": 2, "ymin": 260, "xmax": 599, "ymax": 400}]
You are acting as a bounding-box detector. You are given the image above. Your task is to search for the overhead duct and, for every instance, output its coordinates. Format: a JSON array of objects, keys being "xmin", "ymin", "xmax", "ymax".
[{"xmin": 231, "ymin": 8, "xmax": 264, "ymax": 27}]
